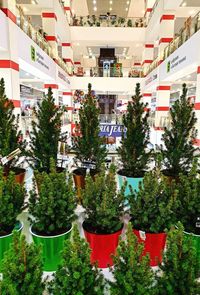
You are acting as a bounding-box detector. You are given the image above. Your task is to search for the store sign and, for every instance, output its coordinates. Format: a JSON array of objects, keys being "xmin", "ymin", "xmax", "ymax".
[
  {"xmin": 30, "ymin": 45, "xmax": 50, "ymax": 70},
  {"xmin": 58, "ymin": 70, "xmax": 70, "ymax": 85},
  {"xmin": 166, "ymin": 55, "xmax": 187, "ymax": 73},
  {"xmin": 20, "ymin": 85, "xmax": 33, "ymax": 96},
  {"xmin": 145, "ymin": 72, "xmax": 158, "ymax": 86},
  {"xmin": 99, "ymin": 124, "xmax": 126, "ymax": 137}
]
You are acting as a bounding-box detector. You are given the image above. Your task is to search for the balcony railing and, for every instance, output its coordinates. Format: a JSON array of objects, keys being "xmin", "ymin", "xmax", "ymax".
[
  {"xmin": 71, "ymin": 15, "xmax": 146, "ymax": 28},
  {"xmin": 15, "ymin": 5, "xmax": 72, "ymax": 76},
  {"xmin": 74, "ymin": 66, "xmax": 144, "ymax": 78},
  {"xmin": 146, "ymin": 11, "xmax": 200, "ymax": 76}
]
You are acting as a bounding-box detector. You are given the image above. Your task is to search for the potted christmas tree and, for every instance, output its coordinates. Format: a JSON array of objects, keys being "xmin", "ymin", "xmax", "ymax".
[
  {"xmin": 72, "ymin": 83, "xmax": 107, "ymax": 197},
  {"xmin": 49, "ymin": 225, "xmax": 105, "ymax": 294},
  {"xmin": 0, "ymin": 167, "xmax": 25, "ymax": 268},
  {"xmin": 29, "ymin": 160, "xmax": 76, "ymax": 271},
  {"xmin": 110, "ymin": 223, "xmax": 155, "ymax": 295},
  {"xmin": 129, "ymin": 168, "xmax": 177, "ymax": 266},
  {"xmin": 27, "ymin": 87, "xmax": 64, "ymax": 173},
  {"xmin": 160, "ymin": 83, "xmax": 197, "ymax": 179},
  {"xmin": 156, "ymin": 223, "xmax": 200, "ymax": 294},
  {"xmin": 0, "ymin": 232, "xmax": 45, "ymax": 294},
  {"xmin": 174, "ymin": 161, "xmax": 200, "ymax": 260},
  {"xmin": 117, "ymin": 83, "xmax": 151, "ymax": 196},
  {"xmin": 81, "ymin": 164, "xmax": 125, "ymax": 268},
  {"xmin": 0, "ymin": 77, "xmax": 26, "ymax": 183}
]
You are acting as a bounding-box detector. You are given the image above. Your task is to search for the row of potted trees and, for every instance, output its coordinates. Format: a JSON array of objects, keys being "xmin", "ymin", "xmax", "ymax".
[{"xmin": 0, "ymin": 224, "xmax": 199, "ymax": 294}]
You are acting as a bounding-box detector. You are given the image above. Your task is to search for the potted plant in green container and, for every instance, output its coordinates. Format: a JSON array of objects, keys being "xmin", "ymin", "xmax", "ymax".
[
  {"xmin": 156, "ymin": 223, "xmax": 200, "ymax": 294},
  {"xmin": 27, "ymin": 87, "xmax": 64, "ymax": 173},
  {"xmin": 0, "ymin": 167, "xmax": 25, "ymax": 268},
  {"xmin": 0, "ymin": 78, "xmax": 26, "ymax": 183},
  {"xmin": 49, "ymin": 225, "xmax": 105, "ymax": 294},
  {"xmin": 72, "ymin": 83, "xmax": 107, "ymax": 198},
  {"xmin": 110, "ymin": 223, "xmax": 155, "ymax": 295},
  {"xmin": 160, "ymin": 83, "xmax": 197, "ymax": 180},
  {"xmin": 0, "ymin": 232, "xmax": 45, "ymax": 294},
  {"xmin": 82, "ymin": 164, "xmax": 125, "ymax": 268},
  {"xmin": 174, "ymin": 161, "xmax": 200, "ymax": 260},
  {"xmin": 117, "ymin": 83, "xmax": 151, "ymax": 196},
  {"xmin": 29, "ymin": 160, "xmax": 76, "ymax": 271},
  {"xmin": 129, "ymin": 168, "xmax": 177, "ymax": 266}
]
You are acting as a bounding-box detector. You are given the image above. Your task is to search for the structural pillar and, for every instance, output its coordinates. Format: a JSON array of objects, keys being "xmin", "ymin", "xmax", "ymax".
[
  {"xmin": 158, "ymin": 14, "xmax": 175, "ymax": 64},
  {"xmin": 155, "ymin": 85, "xmax": 171, "ymax": 128},
  {"xmin": 0, "ymin": 0, "xmax": 21, "ymax": 116},
  {"xmin": 194, "ymin": 66, "xmax": 200, "ymax": 146},
  {"xmin": 143, "ymin": 92, "xmax": 152, "ymax": 112},
  {"xmin": 62, "ymin": 42, "xmax": 74, "ymax": 75},
  {"xmin": 142, "ymin": 43, "xmax": 154, "ymax": 75},
  {"xmin": 64, "ymin": 0, "xmax": 72, "ymax": 23},
  {"xmin": 144, "ymin": 0, "xmax": 156, "ymax": 20},
  {"xmin": 42, "ymin": 11, "xmax": 58, "ymax": 60}
]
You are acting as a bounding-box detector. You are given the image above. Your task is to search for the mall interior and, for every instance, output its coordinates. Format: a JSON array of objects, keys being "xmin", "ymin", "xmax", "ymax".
[{"xmin": 0, "ymin": 0, "xmax": 200, "ymax": 293}]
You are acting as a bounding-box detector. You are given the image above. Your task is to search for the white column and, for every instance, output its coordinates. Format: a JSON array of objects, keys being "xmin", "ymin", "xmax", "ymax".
[
  {"xmin": 145, "ymin": 0, "xmax": 156, "ymax": 20},
  {"xmin": 64, "ymin": 0, "xmax": 72, "ymax": 23},
  {"xmin": 143, "ymin": 92, "xmax": 152, "ymax": 112},
  {"xmin": 155, "ymin": 85, "xmax": 171, "ymax": 128},
  {"xmin": 0, "ymin": 0, "xmax": 20, "ymax": 116},
  {"xmin": 62, "ymin": 42, "xmax": 74, "ymax": 75},
  {"xmin": 194, "ymin": 66, "xmax": 200, "ymax": 146},
  {"xmin": 42, "ymin": 11, "xmax": 58, "ymax": 60},
  {"xmin": 142, "ymin": 43, "xmax": 154, "ymax": 75}
]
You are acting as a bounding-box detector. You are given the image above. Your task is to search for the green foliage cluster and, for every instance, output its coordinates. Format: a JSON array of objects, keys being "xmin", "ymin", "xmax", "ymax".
[
  {"xmin": 129, "ymin": 169, "xmax": 177, "ymax": 233},
  {"xmin": 161, "ymin": 83, "xmax": 198, "ymax": 176},
  {"xmin": 110, "ymin": 223, "xmax": 155, "ymax": 295},
  {"xmin": 49, "ymin": 225, "xmax": 104, "ymax": 295},
  {"xmin": 0, "ymin": 232, "xmax": 44, "ymax": 294},
  {"xmin": 0, "ymin": 167, "xmax": 25, "ymax": 235},
  {"xmin": 82, "ymin": 164, "xmax": 125, "ymax": 233},
  {"xmin": 156, "ymin": 223, "xmax": 200, "ymax": 294},
  {"xmin": 72, "ymin": 83, "xmax": 107, "ymax": 171},
  {"xmin": 118, "ymin": 83, "xmax": 151, "ymax": 177},
  {"xmin": 28, "ymin": 88, "xmax": 63, "ymax": 173},
  {"xmin": 29, "ymin": 161, "xmax": 76, "ymax": 235},
  {"xmin": 174, "ymin": 161, "xmax": 200, "ymax": 233},
  {"xmin": 0, "ymin": 78, "xmax": 25, "ymax": 170}
]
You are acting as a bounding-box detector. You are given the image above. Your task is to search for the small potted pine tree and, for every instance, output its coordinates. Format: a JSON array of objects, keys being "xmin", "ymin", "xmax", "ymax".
[
  {"xmin": 0, "ymin": 77, "xmax": 26, "ymax": 183},
  {"xmin": 110, "ymin": 223, "xmax": 155, "ymax": 295},
  {"xmin": 72, "ymin": 83, "xmax": 107, "ymax": 197},
  {"xmin": 174, "ymin": 161, "xmax": 200, "ymax": 260},
  {"xmin": 117, "ymin": 83, "xmax": 151, "ymax": 196},
  {"xmin": 29, "ymin": 160, "xmax": 76, "ymax": 271},
  {"xmin": 129, "ymin": 168, "xmax": 177, "ymax": 266},
  {"xmin": 160, "ymin": 83, "xmax": 197, "ymax": 179},
  {"xmin": 27, "ymin": 87, "xmax": 64, "ymax": 173},
  {"xmin": 156, "ymin": 223, "xmax": 200, "ymax": 294},
  {"xmin": 0, "ymin": 167, "xmax": 25, "ymax": 268},
  {"xmin": 0, "ymin": 232, "xmax": 45, "ymax": 294},
  {"xmin": 49, "ymin": 225, "xmax": 105, "ymax": 294},
  {"xmin": 81, "ymin": 164, "xmax": 125, "ymax": 268}
]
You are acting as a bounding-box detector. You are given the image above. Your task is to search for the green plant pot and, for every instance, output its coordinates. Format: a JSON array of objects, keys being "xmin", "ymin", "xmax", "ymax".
[
  {"xmin": 184, "ymin": 230, "xmax": 200, "ymax": 261},
  {"xmin": 0, "ymin": 222, "xmax": 23, "ymax": 270},
  {"xmin": 30, "ymin": 225, "xmax": 72, "ymax": 272}
]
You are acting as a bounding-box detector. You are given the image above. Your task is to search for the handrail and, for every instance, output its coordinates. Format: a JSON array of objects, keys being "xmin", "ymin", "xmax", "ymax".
[{"xmin": 71, "ymin": 15, "xmax": 147, "ymax": 28}]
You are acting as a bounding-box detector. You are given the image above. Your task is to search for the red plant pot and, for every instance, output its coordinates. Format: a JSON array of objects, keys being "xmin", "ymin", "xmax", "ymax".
[
  {"xmin": 133, "ymin": 229, "xmax": 167, "ymax": 266},
  {"xmin": 83, "ymin": 223, "xmax": 122, "ymax": 268}
]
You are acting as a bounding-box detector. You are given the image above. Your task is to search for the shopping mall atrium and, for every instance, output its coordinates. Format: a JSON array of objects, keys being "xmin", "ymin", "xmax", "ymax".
[{"xmin": 0, "ymin": 0, "xmax": 200, "ymax": 293}]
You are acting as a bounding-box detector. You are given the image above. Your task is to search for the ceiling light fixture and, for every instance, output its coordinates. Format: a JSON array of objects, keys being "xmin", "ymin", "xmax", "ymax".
[
  {"xmin": 110, "ymin": 0, "xmax": 113, "ymax": 4},
  {"xmin": 93, "ymin": 0, "xmax": 96, "ymax": 4},
  {"xmin": 127, "ymin": 1, "xmax": 130, "ymax": 4},
  {"xmin": 94, "ymin": 6, "xmax": 97, "ymax": 11},
  {"xmin": 125, "ymin": 7, "xmax": 128, "ymax": 11},
  {"xmin": 181, "ymin": 2, "xmax": 186, "ymax": 7},
  {"xmin": 109, "ymin": 7, "xmax": 112, "ymax": 11}
]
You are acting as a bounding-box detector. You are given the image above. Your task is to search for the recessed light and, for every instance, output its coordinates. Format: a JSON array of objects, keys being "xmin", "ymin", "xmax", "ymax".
[
  {"xmin": 109, "ymin": 7, "xmax": 112, "ymax": 11},
  {"xmin": 110, "ymin": 0, "xmax": 113, "ymax": 4},
  {"xmin": 93, "ymin": 0, "xmax": 96, "ymax": 4},
  {"xmin": 181, "ymin": 2, "xmax": 186, "ymax": 7},
  {"xmin": 127, "ymin": 1, "xmax": 130, "ymax": 4},
  {"xmin": 125, "ymin": 7, "xmax": 128, "ymax": 11},
  {"xmin": 94, "ymin": 6, "xmax": 97, "ymax": 11},
  {"xmin": 189, "ymin": 10, "xmax": 195, "ymax": 15}
]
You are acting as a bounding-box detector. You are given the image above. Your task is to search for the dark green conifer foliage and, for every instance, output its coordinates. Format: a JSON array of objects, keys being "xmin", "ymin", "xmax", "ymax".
[
  {"xmin": 0, "ymin": 78, "xmax": 25, "ymax": 170},
  {"xmin": 72, "ymin": 83, "xmax": 107, "ymax": 170},
  {"xmin": 29, "ymin": 87, "xmax": 63, "ymax": 173},
  {"xmin": 110, "ymin": 223, "xmax": 155, "ymax": 295},
  {"xmin": 49, "ymin": 225, "xmax": 105, "ymax": 295},
  {"xmin": 118, "ymin": 83, "xmax": 151, "ymax": 177},
  {"xmin": 161, "ymin": 83, "xmax": 198, "ymax": 176},
  {"xmin": 156, "ymin": 224, "xmax": 200, "ymax": 295},
  {"xmin": 0, "ymin": 232, "xmax": 44, "ymax": 295}
]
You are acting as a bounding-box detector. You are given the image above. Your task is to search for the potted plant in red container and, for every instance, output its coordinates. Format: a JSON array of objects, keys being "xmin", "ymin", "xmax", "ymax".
[
  {"xmin": 29, "ymin": 160, "xmax": 76, "ymax": 271},
  {"xmin": 117, "ymin": 83, "xmax": 151, "ymax": 196},
  {"xmin": 156, "ymin": 223, "xmax": 200, "ymax": 294},
  {"xmin": 160, "ymin": 83, "xmax": 198, "ymax": 180},
  {"xmin": 129, "ymin": 168, "xmax": 177, "ymax": 266},
  {"xmin": 72, "ymin": 83, "xmax": 107, "ymax": 199},
  {"xmin": 110, "ymin": 223, "xmax": 155, "ymax": 295},
  {"xmin": 48, "ymin": 225, "xmax": 105, "ymax": 294},
  {"xmin": 0, "ymin": 78, "xmax": 26, "ymax": 183},
  {"xmin": 81, "ymin": 164, "xmax": 125, "ymax": 268},
  {"xmin": 0, "ymin": 167, "xmax": 25, "ymax": 269}
]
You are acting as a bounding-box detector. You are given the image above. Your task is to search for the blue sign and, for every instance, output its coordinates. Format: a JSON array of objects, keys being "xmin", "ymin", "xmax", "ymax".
[{"xmin": 99, "ymin": 124, "xmax": 126, "ymax": 137}]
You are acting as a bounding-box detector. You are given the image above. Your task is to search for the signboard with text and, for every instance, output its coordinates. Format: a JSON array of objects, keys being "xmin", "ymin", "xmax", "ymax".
[{"xmin": 99, "ymin": 124, "xmax": 126, "ymax": 137}]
